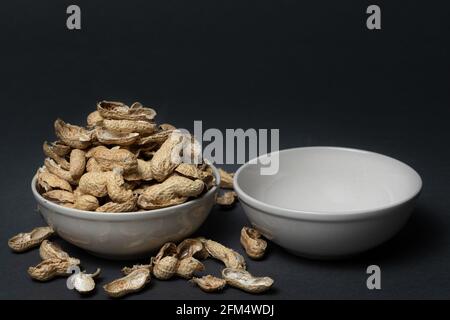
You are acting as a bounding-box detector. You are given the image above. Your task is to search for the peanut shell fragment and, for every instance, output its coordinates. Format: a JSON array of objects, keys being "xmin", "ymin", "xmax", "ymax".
[
  {"xmin": 44, "ymin": 158, "xmax": 77, "ymax": 185},
  {"xmin": 222, "ymin": 268, "xmax": 274, "ymax": 294},
  {"xmin": 90, "ymin": 146, "xmax": 138, "ymax": 173},
  {"xmin": 69, "ymin": 149, "xmax": 86, "ymax": 179},
  {"xmin": 218, "ymin": 168, "xmax": 234, "ymax": 189},
  {"xmin": 176, "ymin": 257, "xmax": 204, "ymax": 279},
  {"xmin": 95, "ymin": 128, "xmax": 139, "ymax": 146},
  {"xmin": 67, "ymin": 268, "xmax": 101, "ymax": 294},
  {"xmin": 43, "ymin": 141, "xmax": 70, "ymax": 170},
  {"xmin": 150, "ymin": 132, "xmax": 184, "ymax": 181},
  {"xmin": 42, "ymin": 190, "xmax": 75, "ymax": 204},
  {"xmin": 54, "ymin": 119, "xmax": 93, "ymax": 149},
  {"xmin": 137, "ymin": 175, "xmax": 204, "ymax": 210},
  {"xmin": 177, "ymin": 238, "xmax": 209, "ymax": 260},
  {"xmin": 87, "ymin": 110, "xmax": 104, "ymax": 128},
  {"xmin": 39, "ymin": 240, "xmax": 80, "ymax": 266},
  {"xmin": 216, "ymin": 191, "xmax": 237, "ymax": 207},
  {"xmin": 73, "ymin": 191, "xmax": 100, "ymax": 211},
  {"xmin": 97, "ymin": 101, "xmax": 157, "ymax": 122},
  {"xmin": 37, "ymin": 168, "xmax": 72, "ymax": 192},
  {"xmin": 95, "ymin": 196, "xmax": 137, "ymax": 212},
  {"xmin": 28, "ymin": 258, "xmax": 73, "ymax": 281},
  {"xmin": 152, "ymin": 256, "xmax": 179, "ymax": 280},
  {"xmin": 8, "ymin": 226, "xmax": 54, "ymax": 252},
  {"xmin": 204, "ymin": 240, "xmax": 246, "ymax": 270},
  {"xmin": 103, "ymin": 119, "xmax": 156, "ymax": 135},
  {"xmin": 103, "ymin": 268, "xmax": 151, "ymax": 298},
  {"xmin": 78, "ymin": 172, "xmax": 109, "ymax": 197},
  {"xmin": 191, "ymin": 275, "xmax": 227, "ymax": 293},
  {"xmin": 122, "ymin": 263, "xmax": 152, "ymax": 275},
  {"xmin": 106, "ymin": 168, "xmax": 134, "ymax": 203},
  {"xmin": 175, "ymin": 163, "xmax": 207, "ymax": 180},
  {"xmin": 240, "ymin": 227, "xmax": 267, "ymax": 259}
]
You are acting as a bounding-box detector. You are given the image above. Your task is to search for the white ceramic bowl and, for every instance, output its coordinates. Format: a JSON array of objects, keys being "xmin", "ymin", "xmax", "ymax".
[
  {"xmin": 234, "ymin": 147, "xmax": 422, "ymax": 259},
  {"xmin": 32, "ymin": 166, "xmax": 220, "ymax": 260}
]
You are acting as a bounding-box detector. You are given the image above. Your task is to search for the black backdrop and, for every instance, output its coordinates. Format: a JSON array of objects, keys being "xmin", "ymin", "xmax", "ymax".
[{"xmin": 0, "ymin": 0, "xmax": 449, "ymax": 299}]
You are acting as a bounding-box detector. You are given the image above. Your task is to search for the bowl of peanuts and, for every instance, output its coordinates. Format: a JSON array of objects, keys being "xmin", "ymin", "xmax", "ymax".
[{"xmin": 31, "ymin": 101, "xmax": 220, "ymax": 259}]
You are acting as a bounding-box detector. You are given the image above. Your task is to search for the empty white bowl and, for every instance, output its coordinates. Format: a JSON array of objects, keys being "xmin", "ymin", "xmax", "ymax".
[
  {"xmin": 234, "ymin": 147, "xmax": 422, "ymax": 259},
  {"xmin": 31, "ymin": 165, "xmax": 220, "ymax": 260}
]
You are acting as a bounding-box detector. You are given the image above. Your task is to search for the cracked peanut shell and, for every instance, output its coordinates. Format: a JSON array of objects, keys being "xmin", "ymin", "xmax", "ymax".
[
  {"xmin": 54, "ymin": 119, "xmax": 93, "ymax": 149},
  {"xmin": 8, "ymin": 226, "xmax": 54, "ymax": 252},
  {"xmin": 28, "ymin": 258, "xmax": 73, "ymax": 281},
  {"xmin": 103, "ymin": 268, "xmax": 151, "ymax": 298},
  {"xmin": 191, "ymin": 275, "xmax": 227, "ymax": 293},
  {"xmin": 204, "ymin": 239, "xmax": 246, "ymax": 270},
  {"xmin": 222, "ymin": 268, "xmax": 274, "ymax": 294},
  {"xmin": 39, "ymin": 240, "xmax": 80, "ymax": 266},
  {"xmin": 240, "ymin": 227, "xmax": 267, "ymax": 259}
]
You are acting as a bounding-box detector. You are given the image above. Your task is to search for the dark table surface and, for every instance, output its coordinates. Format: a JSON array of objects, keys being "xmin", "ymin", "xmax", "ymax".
[{"xmin": 0, "ymin": 0, "xmax": 449, "ymax": 299}]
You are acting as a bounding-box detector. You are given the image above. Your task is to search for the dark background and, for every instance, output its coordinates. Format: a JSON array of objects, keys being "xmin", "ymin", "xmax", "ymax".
[{"xmin": 0, "ymin": 0, "xmax": 449, "ymax": 299}]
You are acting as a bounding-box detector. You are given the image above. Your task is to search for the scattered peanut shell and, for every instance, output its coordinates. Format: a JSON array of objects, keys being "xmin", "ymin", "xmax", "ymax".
[
  {"xmin": 177, "ymin": 238, "xmax": 209, "ymax": 260},
  {"xmin": 176, "ymin": 257, "xmax": 204, "ymax": 279},
  {"xmin": 155, "ymin": 242, "xmax": 178, "ymax": 261},
  {"xmin": 240, "ymin": 227, "xmax": 267, "ymax": 259},
  {"xmin": 67, "ymin": 268, "xmax": 101, "ymax": 294},
  {"xmin": 122, "ymin": 264, "xmax": 152, "ymax": 275},
  {"xmin": 8, "ymin": 226, "xmax": 54, "ymax": 252},
  {"xmin": 28, "ymin": 258, "xmax": 72, "ymax": 281},
  {"xmin": 204, "ymin": 240, "xmax": 246, "ymax": 270},
  {"xmin": 103, "ymin": 268, "xmax": 151, "ymax": 298},
  {"xmin": 222, "ymin": 268, "xmax": 274, "ymax": 294},
  {"xmin": 39, "ymin": 240, "xmax": 80, "ymax": 266},
  {"xmin": 54, "ymin": 119, "xmax": 93, "ymax": 149},
  {"xmin": 216, "ymin": 191, "xmax": 237, "ymax": 207},
  {"xmin": 152, "ymin": 256, "xmax": 179, "ymax": 280},
  {"xmin": 191, "ymin": 275, "xmax": 227, "ymax": 293},
  {"xmin": 218, "ymin": 168, "xmax": 234, "ymax": 189}
]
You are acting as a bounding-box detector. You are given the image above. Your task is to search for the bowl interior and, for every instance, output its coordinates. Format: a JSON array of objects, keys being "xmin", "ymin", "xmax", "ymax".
[{"xmin": 235, "ymin": 147, "xmax": 422, "ymax": 214}]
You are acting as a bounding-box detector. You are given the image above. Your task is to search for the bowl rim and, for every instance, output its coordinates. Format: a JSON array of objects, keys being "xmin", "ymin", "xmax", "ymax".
[
  {"xmin": 32, "ymin": 163, "xmax": 220, "ymax": 221},
  {"xmin": 233, "ymin": 146, "xmax": 422, "ymax": 221}
]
